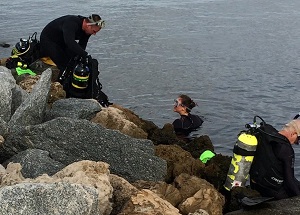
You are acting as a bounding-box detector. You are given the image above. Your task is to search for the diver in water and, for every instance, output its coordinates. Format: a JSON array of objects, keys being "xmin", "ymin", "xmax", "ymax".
[{"xmin": 172, "ymin": 94, "xmax": 203, "ymax": 138}]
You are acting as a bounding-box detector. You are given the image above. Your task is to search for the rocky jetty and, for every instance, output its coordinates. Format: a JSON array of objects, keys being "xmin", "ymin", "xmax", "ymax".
[{"xmin": 0, "ymin": 64, "xmax": 300, "ymax": 215}]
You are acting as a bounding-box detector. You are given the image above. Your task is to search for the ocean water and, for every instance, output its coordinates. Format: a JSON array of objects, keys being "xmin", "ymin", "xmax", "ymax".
[{"xmin": 1, "ymin": 0, "xmax": 300, "ymax": 176}]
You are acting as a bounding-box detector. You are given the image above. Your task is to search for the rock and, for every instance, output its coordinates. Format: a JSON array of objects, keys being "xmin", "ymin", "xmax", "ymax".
[
  {"xmin": 31, "ymin": 160, "xmax": 113, "ymax": 215},
  {"xmin": 18, "ymin": 75, "xmax": 41, "ymax": 93},
  {"xmin": 155, "ymin": 144, "xmax": 204, "ymax": 183},
  {"xmin": 45, "ymin": 98, "xmax": 101, "ymax": 121},
  {"xmin": 2, "ymin": 117, "xmax": 167, "ymax": 182},
  {"xmin": 119, "ymin": 189, "xmax": 181, "ymax": 215},
  {"xmin": 0, "ymin": 66, "xmax": 15, "ymax": 122},
  {"xmin": 47, "ymin": 82, "xmax": 66, "ymax": 106},
  {"xmin": 91, "ymin": 105, "xmax": 148, "ymax": 139},
  {"xmin": 133, "ymin": 180, "xmax": 183, "ymax": 207},
  {"xmin": 175, "ymin": 173, "xmax": 225, "ymax": 215},
  {"xmin": 2, "ymin": 149, "xmax": 65, "ymax": 178},
  {"xmin": 147, "ymin": 123, "xmax": 182, "ymax": 145},
  {"xmin": 0, "ymin": 136, "xmax": 4, "ymax": 146},
  {"xmin": 8, "ymin": 68, "xmax": 52, "ymax": 128},
  {"xmin": 0, "ymin": 117, "xmax": 8, "ymax": 136},
  {"xmin": 18, "ymin": 76, "xmax": 65, "ymax": 107},
  {"xmin": 1, "ymin": 160, "xmax": 113, "ymax": 215},
  {"xmin": 1, "ymin": 163, "xmax": 25, "ymax": 186},
  {"xmin": 188, "ymin": 209, "xmax": 210, "ymax": 215},
  {"xmin": 0, "ymin": 58, "xmax": 7, "ymax": 66},
  {"xmin": 0, "ymin": 182, "xmax": 102, "ymax": 215},
  {"xmin": 201, "ymin": 153, "xmax": 231, "ymax": 191},
  {"xmin": 177, "ymin": 135, "xmax": 215, "ymax": 159},
  {"xmin": 0, "ymin": 66, "xmax": 15, "ymax": 86},
  {"xmin": 109, "ymin": 174, "xmax": 139, "ymax": 215},
  {"xmin": 0, "ymin": 164, "xmax": 6, "ymax": 181},
  {"xmin": 11, "ymin": 84, "xmax": 28, "ymax": 115}
]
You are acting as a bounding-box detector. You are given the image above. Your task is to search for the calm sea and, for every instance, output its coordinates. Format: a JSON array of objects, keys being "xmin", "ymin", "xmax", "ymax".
[{"xmin": 1, "ymin": 0, "xmax": 300, "ymax": 176}]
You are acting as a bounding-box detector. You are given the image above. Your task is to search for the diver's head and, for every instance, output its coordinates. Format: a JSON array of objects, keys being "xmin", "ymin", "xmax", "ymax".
[
  {"xmin": 83, "ymin": 14, "xmax": 105, "ymax": 35},
  {"xmin": 281, "ymin": 120, "xmax": 300, "ymax": 145},
  {"xmin": 173, "ymin": 94, "xmax": 197, "ymax": 114}
]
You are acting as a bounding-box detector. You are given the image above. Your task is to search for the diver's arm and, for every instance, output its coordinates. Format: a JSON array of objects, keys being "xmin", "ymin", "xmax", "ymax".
[
  {"xmin": 62, "ymin": 21, "xmax": 88, "ymax": 57},
  {"xmin": 78, "ymin": 35, "xmax": 89, "ymax": 50}
]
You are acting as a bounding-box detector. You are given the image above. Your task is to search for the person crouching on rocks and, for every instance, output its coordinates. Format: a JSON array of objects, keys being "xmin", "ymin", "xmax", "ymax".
[{"xmin": 172, "ymin": 94, "xmax": 204, "ymax": 138}]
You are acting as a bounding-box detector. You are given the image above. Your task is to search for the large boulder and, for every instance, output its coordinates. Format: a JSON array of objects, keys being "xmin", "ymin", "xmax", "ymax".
[
  {"xmin": 2, "ymin": 149, "xmax": 65, "ymax": 178},
  {"xmin": 18, "ymin": 75, "xmax": 65, "ymax": 106},
  {"xmin": 155, "ymin": 144, "xmax": 204, "ymax": 183},
  {"xmin": 1, "ymin": 117, "xmax": 167, "ymax": 182},
  {"xmin": 132, "ymin": 180, "xmax": 183, "ymax": 207},
  {"xmin": 0, "ymin": 182, "xmax": 102, "ymax": 215},
  {"xmin": 175, "ymin": 173, "xmax": 225, "ymax": 215},
  {"xmin": 109, "ymin": 174, "xmax": 139, "ymax": 215},
  {"xmin": 1, "ymin": 160, "xmax": 113, "ymax": 215},
  {"xmin": 8, "ymin": 68, "xmax": 52, "ymax": 128},
  {"xmin": 0, "ymin": 66, "xmax": 16, "ymax": 122},
  {"xmin": 177, "ymin": 135, "xmax": 215, "ymax": 159},
  {"xmin": 200, "ymin": 153, "xmax": 231, "ymax": 191},
  {"xmin": 91, "ymin": 104, "xmax": 148, "ymax": 139},
  {"xmin": 147, "ymin": 123, "xmax": 181, "ymax": 145},
  {"xmin": 45, "ymin": 98, "xmax": 101, "ymax": 121},
  {"xmin": 133, "ymin": 174, "xmax": 225, "ymax": 215},
  {"xmin": 0, "ymin": 117, "xmax": 8, "ymax": 136},
  {"xmin": 119, "ymin": 189, "xmax": 181, "ymax": 215},
  {"xmin": 11, "ymin": 84, "xmax": 28, "ymax": 116}
]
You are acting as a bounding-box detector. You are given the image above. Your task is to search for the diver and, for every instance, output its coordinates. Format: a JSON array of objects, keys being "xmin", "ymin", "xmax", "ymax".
[
  {"xmin": 249, "ymin": 119, "xmax": 300, "ymax": 199},
  {"xmin": 39, "ymin": 14, "xmax": 105, "ymax": 81},
  {"xmin": 172, "ymin": 94, "xmax": 203, "ymax": 138}
]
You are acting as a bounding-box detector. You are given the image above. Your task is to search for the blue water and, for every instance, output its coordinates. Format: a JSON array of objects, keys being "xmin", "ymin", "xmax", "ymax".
[{"xmin": 1, "ymin": 0, "xmax": 300, "ymax": 176}]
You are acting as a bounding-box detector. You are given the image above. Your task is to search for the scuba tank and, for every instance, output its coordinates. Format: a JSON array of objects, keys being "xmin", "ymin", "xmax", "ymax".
[
  {"xmin": 71, "ymin": 62, "xmax": 90, "ymax": 90},
  {"xmin": 224, "ymin": 116, "xmax": 265, "ymax": 191},
  {"xmin": 11, "ymin": 38, "xmax": 30, "ymax": 56}
]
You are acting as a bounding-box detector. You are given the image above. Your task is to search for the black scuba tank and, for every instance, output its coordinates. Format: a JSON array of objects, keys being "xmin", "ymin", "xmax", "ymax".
[{"xmin": 71, "ymin": 63, "xmax": 90, "ymax": 90}]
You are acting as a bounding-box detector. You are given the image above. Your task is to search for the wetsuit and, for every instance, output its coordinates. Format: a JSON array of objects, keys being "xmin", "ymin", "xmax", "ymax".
[
  {"xmin": 40, "ymin": 15, "xmax": 90, "ymax": 72},
  {"xmin": 250, "ymin": 124, "xmax": 300, "ymax": 199},
  {"xmin": 172, "ymin": 114, "xmax": 203, "ymax": 137}
]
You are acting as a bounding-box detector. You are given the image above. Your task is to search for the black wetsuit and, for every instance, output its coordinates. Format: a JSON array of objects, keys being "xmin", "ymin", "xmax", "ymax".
[
  {"xmin": 40, "ymin": 15, "xmax": 90, "ymax": 72},
  {"xmin": 172, "ymin": 114, "xmax": 203, "ymax": 137},
  {"xmin": 250, "ymin": 124, "xmax": 300, "ymax": 199}
]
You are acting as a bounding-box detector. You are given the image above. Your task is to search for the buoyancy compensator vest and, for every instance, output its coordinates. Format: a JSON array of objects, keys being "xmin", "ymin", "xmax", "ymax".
[{"xmin": 249, "ymin": 124, "xmax": 288, "ymax": 191}]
